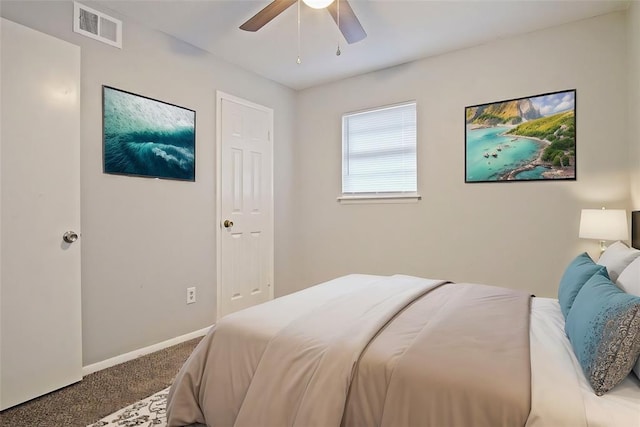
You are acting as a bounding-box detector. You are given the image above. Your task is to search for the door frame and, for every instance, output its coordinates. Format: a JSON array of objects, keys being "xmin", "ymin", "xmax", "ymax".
[{"xmin": 215, "ymin": 91, "xmax": 274, "ymax": 320}]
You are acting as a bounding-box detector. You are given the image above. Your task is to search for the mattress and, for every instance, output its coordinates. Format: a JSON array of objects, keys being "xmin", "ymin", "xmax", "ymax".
[{"xmin": 527, "ymin": 297, "xmax": 640, "ymax": 427}]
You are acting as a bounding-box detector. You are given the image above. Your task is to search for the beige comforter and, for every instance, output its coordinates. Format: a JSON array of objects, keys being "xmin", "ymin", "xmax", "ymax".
[{"xmin": 167, "ymin": 274, "xmax": 531, "ymax": 427}]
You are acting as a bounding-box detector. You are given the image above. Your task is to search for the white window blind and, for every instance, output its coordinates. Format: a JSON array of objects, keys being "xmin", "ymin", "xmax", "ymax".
[{"xmin": 342, "ymin": 102, "xmax": 417, "ymax": 195}]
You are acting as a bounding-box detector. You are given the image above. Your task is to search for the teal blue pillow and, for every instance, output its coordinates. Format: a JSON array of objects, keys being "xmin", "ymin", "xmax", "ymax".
[
  {"xmin": 557, "ymin": 253, "xmax": 607, "ymax": 319},
  {"xmin": 565, "ymin": 271, "xmax": 640, "ymax": 395}
]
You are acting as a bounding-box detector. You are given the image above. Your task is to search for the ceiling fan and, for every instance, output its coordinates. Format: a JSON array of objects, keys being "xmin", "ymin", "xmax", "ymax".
[{"xmin": 239, "ymin": 0, "xmax": 367, "ymax": 44}]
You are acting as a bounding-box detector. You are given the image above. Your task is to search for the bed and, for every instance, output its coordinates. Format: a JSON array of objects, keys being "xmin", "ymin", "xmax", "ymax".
[{"xmin": 167, "ymin": 218, "xmax": 640, "ymax": 427}]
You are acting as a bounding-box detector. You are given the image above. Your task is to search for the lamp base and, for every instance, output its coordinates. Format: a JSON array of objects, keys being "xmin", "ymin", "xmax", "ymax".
[{"xmin": 599, "ymin": 240, "xmax": 607, "ymax": 253}]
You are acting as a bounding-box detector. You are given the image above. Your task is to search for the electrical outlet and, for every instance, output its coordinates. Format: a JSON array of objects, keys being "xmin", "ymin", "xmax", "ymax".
[{"xmin": 186, "ymin": 287, "xmax": 196, "ymax": 304}]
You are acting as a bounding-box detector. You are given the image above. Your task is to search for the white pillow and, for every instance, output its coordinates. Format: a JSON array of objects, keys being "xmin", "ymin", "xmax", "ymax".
[
  {"xmin": 596, "ymin": 241, "xmax": 640, "ymax": 282},
  {"xmin": 613, "ymin": 255, "xmax": 640, "ymax": 380},
  {"xmin": 617, "ymin": 256, "xmax": 640, "ymax": 296}
]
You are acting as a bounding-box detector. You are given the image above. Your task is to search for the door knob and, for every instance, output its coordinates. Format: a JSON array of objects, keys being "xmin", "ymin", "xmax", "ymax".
[
  {"xmin": 63, "ymin": 231, "xmax": 78, "ymax": 243},
  {"xmin": 223, "ymin": 220, "xmax": 234, "ymax": 228}
]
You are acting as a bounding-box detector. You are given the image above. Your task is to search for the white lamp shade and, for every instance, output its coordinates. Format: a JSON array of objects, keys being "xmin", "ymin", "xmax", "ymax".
[
  {"xmin": 579, "ymin": 209, "xmax": 628, "ymax": 241},
  {"xmin": 303, "ymin": 0, "xmax": 335, "ymax": 9}
]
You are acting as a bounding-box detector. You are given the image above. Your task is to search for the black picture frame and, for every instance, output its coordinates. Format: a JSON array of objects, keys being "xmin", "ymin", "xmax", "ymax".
[
  {"xmin": 102, "ymin": 86, "xmax": 196, "ymax": 181},
  {"xmin": 465, "ymin": 89, "xmax": 576, "ymax": 183}
]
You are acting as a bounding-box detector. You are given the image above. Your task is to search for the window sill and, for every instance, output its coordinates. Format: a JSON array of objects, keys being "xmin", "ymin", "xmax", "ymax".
[{"xmin": 337, "ymin": 193, "xmax": 422, "ymax": 204}]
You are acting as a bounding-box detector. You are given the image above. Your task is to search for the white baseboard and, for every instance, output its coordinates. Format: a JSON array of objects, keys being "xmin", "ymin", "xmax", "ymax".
[{"xmin": 82, "ymin": 325, "xmax": 212, "ymax": 376}]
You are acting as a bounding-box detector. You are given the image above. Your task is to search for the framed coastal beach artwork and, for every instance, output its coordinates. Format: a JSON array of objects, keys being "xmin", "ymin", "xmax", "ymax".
[
  {"xmin": 103, "ymin": 86, "xmax": 196, "ymax": 181},
  {"xmin": 465, "ymin": 89, "xmax": 576, "ymax": 183}
]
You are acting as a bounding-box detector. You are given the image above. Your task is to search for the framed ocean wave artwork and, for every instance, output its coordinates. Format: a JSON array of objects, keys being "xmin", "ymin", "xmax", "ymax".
[
  {"xmin": 465, "ymin": 89, "xmax": 576, "ymax": 183},
  {"xmin": 102, "ymin": 86, "xmax": 196, "ymax": 181}
]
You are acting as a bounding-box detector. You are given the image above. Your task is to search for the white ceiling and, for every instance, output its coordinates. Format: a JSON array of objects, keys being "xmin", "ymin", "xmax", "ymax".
[{"xmin": 93, "ymin": 0, "xmax": 630, "ymax": 90}]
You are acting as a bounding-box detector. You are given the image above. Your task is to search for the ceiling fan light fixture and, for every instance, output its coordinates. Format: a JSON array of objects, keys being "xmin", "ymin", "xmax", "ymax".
[{"xmin": 302, "ymin": 0, "xmax": 335, "ymax": 9}]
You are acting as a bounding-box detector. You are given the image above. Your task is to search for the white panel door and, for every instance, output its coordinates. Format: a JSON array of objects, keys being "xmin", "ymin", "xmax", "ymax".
[
  {"xmin": 217, "ymin": 93, "xmax": 273, "ymax": 318},
  {"xmin": 0, "ymin": 19, "xmax": 82, "ymax": 410}
]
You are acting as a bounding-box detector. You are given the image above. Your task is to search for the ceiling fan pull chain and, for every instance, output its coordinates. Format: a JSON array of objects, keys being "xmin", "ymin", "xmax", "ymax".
[
  {"xmin": 297, "ymin": 0, "xmax": 302, "ymax": 64},
  {"xmin": 336, "ymin": 0, "xmax": 341, "ymax": 56}
]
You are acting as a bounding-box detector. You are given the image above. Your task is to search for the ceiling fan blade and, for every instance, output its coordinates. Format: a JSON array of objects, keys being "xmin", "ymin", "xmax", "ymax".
[
  {"xmin": 240, "ymin": 0, "xmax": 298, "ymax": 32},
  {"xmin": 327, "ymin": 0, "xmax": 366, "ymax": 44}
]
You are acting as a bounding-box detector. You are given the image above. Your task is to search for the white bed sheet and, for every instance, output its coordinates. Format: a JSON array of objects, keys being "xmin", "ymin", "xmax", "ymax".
[{"xmin": 527, "ymin": 297, "xmax": 640, "ymax": 427}]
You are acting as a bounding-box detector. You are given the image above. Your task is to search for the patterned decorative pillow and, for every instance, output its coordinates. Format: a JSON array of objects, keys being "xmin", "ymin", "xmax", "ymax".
[
  {"xmin": 565, "ymin": 270, "xmax": 640, "ymax": 395},
  {"xmin": 615, "ymin": 257, "xmax": 640, "ymax": 379},
  {"xmin": 557, "ymin": 253, "xmax": 608, "ymax": 319}
]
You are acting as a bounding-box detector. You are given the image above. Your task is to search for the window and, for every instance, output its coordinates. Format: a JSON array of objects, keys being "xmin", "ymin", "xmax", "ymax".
[{"xmin": 341, "ymin": 102, "xmax": 418, "ymax": 202}]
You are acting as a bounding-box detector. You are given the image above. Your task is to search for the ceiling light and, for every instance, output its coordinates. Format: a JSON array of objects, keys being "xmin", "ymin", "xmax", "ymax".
[{"xmin": 302, "ymin": 0, "xmax": 335, "ymax": 9}]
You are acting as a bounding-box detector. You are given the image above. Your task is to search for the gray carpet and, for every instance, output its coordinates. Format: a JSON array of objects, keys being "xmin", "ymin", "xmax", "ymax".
[{"xmin": 0, "ymin": 337, "xmax": 201, "ymax": 427}]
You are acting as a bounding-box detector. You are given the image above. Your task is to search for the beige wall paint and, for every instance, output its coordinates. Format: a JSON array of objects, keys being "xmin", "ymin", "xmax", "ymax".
[
  {"xmin": 0, "ymin": 1, "xmax": 296, "ymax": 365},
  {"xmin": 286, "ymin": 12, "xmax": 630, "ymax": 299},
  {"xmin": 629, "ymin": 2, "xmax": 640, "ymax": 209}
]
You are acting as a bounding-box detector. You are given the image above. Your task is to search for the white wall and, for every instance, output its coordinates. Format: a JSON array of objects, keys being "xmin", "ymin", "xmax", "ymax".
[
  {"xmin": 286, "ymin": 12, "xmax": 630, "ymax": 298},
  {"xmin": 0, "ymin": 1, "xmax": 296, "ymax": 365},
  {"xmin": 629, "ymin": 2, "xmax": 640, "ymax": 209}
]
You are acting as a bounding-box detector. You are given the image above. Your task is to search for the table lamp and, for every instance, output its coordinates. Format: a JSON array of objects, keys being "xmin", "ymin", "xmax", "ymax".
[{"xmin": 579, "ymin": 207, "xmax": 628, "ymax": 252}]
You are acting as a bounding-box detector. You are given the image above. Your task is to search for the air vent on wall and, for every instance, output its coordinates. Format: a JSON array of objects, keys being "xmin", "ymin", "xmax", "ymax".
[{"xmin": 73, "ymin": 2, "xmax": 122, "ymax": 48}]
